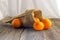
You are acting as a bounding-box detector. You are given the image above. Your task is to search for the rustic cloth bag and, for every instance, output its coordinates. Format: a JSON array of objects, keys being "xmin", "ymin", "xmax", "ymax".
[{"xmin": 0, "ymin": 9, "xmax": 42, "ymax": 27}]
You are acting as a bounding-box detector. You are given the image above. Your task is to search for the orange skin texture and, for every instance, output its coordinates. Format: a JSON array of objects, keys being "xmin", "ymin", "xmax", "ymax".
[
  {"xmin": 33, "ymin": 22, "xmax": 44, "ymax": 31},
  {"xmin": 12, "ymin": 18, "xmax": 22, "ymax": 28},
  {"xmin": 42, "ymin": 18, "xmax": 52, "ymax": 30}
]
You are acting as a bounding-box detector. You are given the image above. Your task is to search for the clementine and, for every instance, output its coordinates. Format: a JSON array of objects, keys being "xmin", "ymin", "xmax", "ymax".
[
  {"xmin": 42, "ymin": 18, "xmax": 52, "ymax": 30},
  {"xmin": 33, "ymin": 22, "xmax": 44, "ymax": 30},
  {"xmin": 11, "ymin": 18, "xmax": 22, "ymax": 28}
]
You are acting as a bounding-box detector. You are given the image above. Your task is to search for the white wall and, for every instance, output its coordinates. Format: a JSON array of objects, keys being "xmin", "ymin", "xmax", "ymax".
[
  {"xmin": 0, "ymin": 0, "xmax": 60, "ymax": 19},
  {"xmin": 56, "ymin": 0, "xmax": 60, "ymax": 16},
  {"xmin": 18, "ymin": 0, "xmax": 59, "ymax": 18}
]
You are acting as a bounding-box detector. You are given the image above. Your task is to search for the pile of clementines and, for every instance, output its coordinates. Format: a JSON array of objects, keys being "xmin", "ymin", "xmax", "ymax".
[
  {"xmin": 33, "ymin": 17, "xmax": 52, "ymax": 30},
  {"xmin": 11, "ymin": 17, "xmax": 52, "ymax": 31}
]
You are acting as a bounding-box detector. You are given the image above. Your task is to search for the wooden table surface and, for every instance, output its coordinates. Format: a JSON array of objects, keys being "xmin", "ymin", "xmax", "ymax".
[{"xmin": 0, "ymin": 18, "xmax": 60, "ymax": 40}]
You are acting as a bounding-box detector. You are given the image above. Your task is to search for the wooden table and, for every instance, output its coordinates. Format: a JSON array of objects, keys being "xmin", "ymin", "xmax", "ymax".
[{"xmin": 0, "ymin": 18, "xmax": 60, "ymax": 40}]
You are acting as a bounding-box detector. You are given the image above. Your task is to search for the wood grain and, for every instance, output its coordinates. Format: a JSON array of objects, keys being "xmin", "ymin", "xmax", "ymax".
[
  {"xmin": 0, "ymin": 25, "xmax": 24, "ymax": 40},
  {"xmin": 0, "ymin": 18, "xmax": 60, "ymax": 40}
]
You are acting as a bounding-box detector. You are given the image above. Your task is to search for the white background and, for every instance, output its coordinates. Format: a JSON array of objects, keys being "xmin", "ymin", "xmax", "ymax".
[
  {"xmin": 56, "ymin": 0, "xmax": 60, "ymax": 15},
  {"xmin": 0, "ymin": 0, "xmax": 60, "ymax": 19}
]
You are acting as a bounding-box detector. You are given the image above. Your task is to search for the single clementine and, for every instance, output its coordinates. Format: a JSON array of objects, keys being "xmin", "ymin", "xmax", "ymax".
[
  {"xmin": 42, "ymin": 18, "xmax": 52, "ymax": 30},
  {"xmin": 33, "ymin": 22, "xmax": 44, "ymax": 31},
  {"xmin": 11, "ymin": 18, "xmax": 22, "ymax": 28}
]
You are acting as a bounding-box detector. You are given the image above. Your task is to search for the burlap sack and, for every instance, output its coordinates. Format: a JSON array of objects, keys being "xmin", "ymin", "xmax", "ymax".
[{"xmin": 0, "ymin": 9, "xmax": 43, "ymax": 27}]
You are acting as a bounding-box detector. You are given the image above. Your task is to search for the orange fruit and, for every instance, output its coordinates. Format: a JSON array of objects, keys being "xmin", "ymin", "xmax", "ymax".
[
  {"xmin": 34, "ymin": 17, "xmax": 40, "ymax": 22},
  {"xmin": 11, "ymin": 18, "xmax": 22, "ymax": 28},
  {"xmin": 42, "ymin": 18, "xmax": 52, "ymax": 30},
  {"xmin": 33, "ymin": 22, "xmax": 44, "ymax": 31}
]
